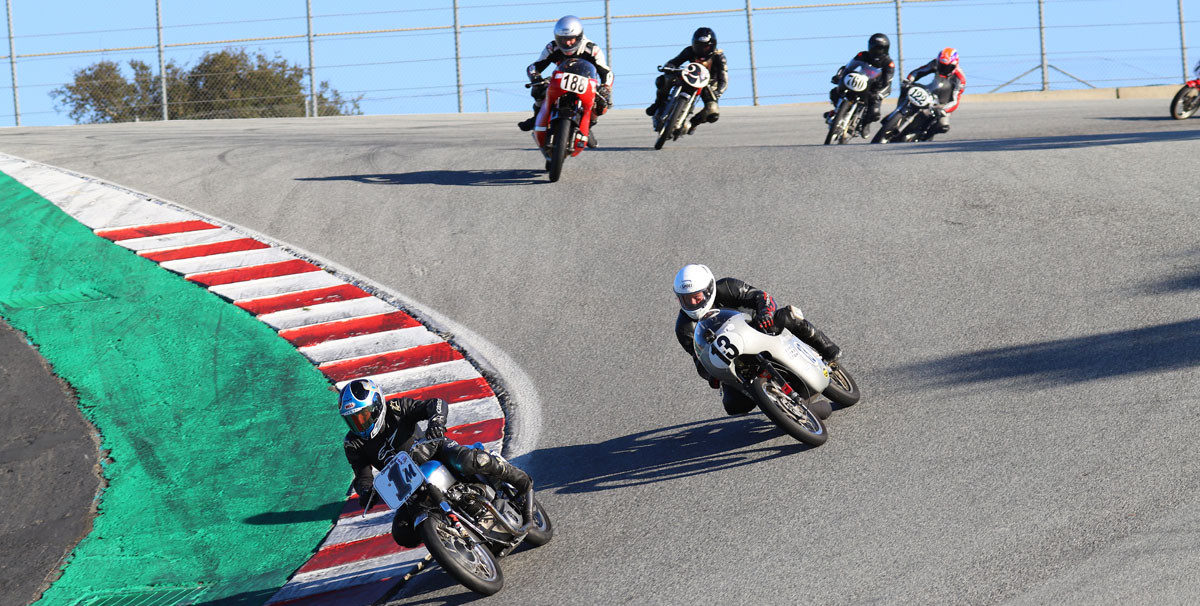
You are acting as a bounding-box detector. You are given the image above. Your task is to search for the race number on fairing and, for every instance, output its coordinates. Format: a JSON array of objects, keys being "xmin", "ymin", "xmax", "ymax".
[
  {"xmin": 372, "ymin": 451, "xmax": 424, "ymax": 509},
  {"xmin": 561, "ymin": 72, "xmax": 590, "ymax": 94}
]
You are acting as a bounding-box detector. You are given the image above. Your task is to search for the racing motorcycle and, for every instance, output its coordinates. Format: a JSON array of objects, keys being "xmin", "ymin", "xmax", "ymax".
[
  {"xmin": 693, "ymin": 309, "xmax": 861, "ymax": 446},
  {"xmin": 653, "ymin": 63, "xmax": 712, "ymax": 150},
  {"xmin": 528, "ymin": 58, "xmax": 600, "ymax": 182},
  {"xmin": 1170, "ymin": 66, "xmax": 1200, "ymax": 119},
  {"xmin": 373, "ymin": 442, "xmax": 552, "ymax": 595},
  {"xmin": 872, "ymin": 77, "xmax": 954, "ymax": 143},
  {"xmin": 825, "ymin": 59, "xmax": 883, "ymax": 145}
]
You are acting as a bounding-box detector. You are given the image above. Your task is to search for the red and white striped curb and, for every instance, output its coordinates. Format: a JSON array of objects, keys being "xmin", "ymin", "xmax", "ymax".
[{"xmin": 0, "ymin": 153, "xmax": 530, "ymax": 605}]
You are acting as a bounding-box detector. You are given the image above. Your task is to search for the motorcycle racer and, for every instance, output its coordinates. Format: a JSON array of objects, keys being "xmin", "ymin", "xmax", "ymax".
[
  {"xmin": 902, "ymin": 47, "xmax": 965, "ymax": 135},
  {"xmin": 672, "ymin": 264, "xmax": 843, "ymax": 416},
  {"xmin": 644, "ymin": 27, "xmax": 729, "ymax": 131},
  {"xmin": 518, "ymin": 15, "xmax": 613, "ymax": 146},
  {"xmin": 339, "ymin": 378, "xmax": 535, "ymax": 546},
  {"xmin": 825, "ymin": 33, "xmax": 895, "ymax": 136}
]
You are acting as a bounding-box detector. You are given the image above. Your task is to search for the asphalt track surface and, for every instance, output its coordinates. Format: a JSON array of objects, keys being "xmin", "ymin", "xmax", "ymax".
[{"xmin": 2, "ymin": 98, "xmax": 1198, "ymax": 605}]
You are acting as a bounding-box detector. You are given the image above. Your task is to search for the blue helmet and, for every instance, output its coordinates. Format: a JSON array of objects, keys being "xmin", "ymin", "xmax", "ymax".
[{"xmin": 339, "ymin": 378, "xmax": 385, "ymax": 438}]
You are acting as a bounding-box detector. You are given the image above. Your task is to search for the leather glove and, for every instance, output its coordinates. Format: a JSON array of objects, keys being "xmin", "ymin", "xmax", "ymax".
[
  {"xmin": 357, "ymin": 488, "xmax": 375, "ymax": 509},
  {"xmin": 754, "ymin": 293, "xmax": 777, "ymax": 333},
  {"xmin": 424, "ymin": 419, "xmax": 446, "ymax": 440}
]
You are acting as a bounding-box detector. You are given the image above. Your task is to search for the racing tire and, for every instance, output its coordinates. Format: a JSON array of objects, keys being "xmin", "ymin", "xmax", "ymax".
[
  {"xmin": 522, "ymin": 498, "xmax": 554, "ymax": 547},
  {"xmin": 667, "ymin": 98, "xmax": 690, "ymax": 142},
  {"xmin": 1170, "ymin": 86, "xmax": 1200, "ymax": 120},
  {"xmin": 872, "ymin": 113, "xmax": 903, "ymax": 144},
  {"xmin": 751, "ymin": 376, "xmax": 828, "ymax": 447},
  {"xmin": 822, "ymin": 363, "xmax": 861, "ymax": 407},
  {"xmin": 824, "ymin": 101, "xmax": 853, "ymax": 145},
  {"xmin": 653, "ymin": 100, "xmax": 676, "ymax": 150},
  {"xmin": 548, "ymin": 117, "xmax": 571, "ymax": 183},
  {"xmin": 417, "ymin": 511, "xmax": 504, "ymax": 595}
]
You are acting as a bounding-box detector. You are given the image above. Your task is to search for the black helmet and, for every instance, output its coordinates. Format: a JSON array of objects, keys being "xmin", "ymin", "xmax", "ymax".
[
  {"xmin": 867, "ymin": 33, "xmax": 890, "ymax": 60},
  {"xmin": 691, "ymin": 27, "xmax": 717, "ymax": 59}
]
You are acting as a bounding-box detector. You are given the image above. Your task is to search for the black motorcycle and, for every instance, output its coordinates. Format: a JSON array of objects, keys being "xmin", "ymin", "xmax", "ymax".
[
  {"xmin": 873, "ymin": 77, "xmax": 955, "ymax": 143},
  {"xmin": 653, "ymin": 63, "xmax": 713, "ymax": 150},
  {"xmin": 825, "ymin": 60, "xmax": 883, "ymax": 145}
]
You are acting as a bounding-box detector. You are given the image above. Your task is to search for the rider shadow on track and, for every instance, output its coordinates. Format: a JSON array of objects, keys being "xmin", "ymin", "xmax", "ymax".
[
  {"xmin": 295, "ymin": 169, "xmax": 544, "ymax": 186},
  {"xmin": 895, "ymin": 317, "xmax": 1200, "ymax": 388},
  {"xmin": 242, "ymin": 500, "xmax": 345, "ymax": 525},
  {"xmin": 905, "ymin": 128, "xmax": 1200, "ymax": 153},
  {"xmin": 518, "ymin": 414, "xmax": 815, "ymax": 495}
]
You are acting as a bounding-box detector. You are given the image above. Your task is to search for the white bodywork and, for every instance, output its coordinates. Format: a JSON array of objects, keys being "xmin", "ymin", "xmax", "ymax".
[{"xmin": 694, "ymin": 310, "xmax": 831, "ymax": 394}]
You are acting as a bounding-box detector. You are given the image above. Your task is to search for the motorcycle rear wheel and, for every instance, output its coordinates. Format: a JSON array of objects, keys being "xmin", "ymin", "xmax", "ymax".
[
  {"xmin": 751, "ymin": 376, "xmax": 828, "ymax": 446},
  {"xmin": 824, "ymin": 101, "xmax": 853, "ymax": 145},
  {"xmin": 1170, "ymin": 86, "xmax": 1200, "ymax": 120},
  {"xmin": 523, "ymin": 498, "xmax": 554, "ymax": 547},
  {"xmin": 821, "ymin": 363, "xmax": 861, "ymax": 407},
  {"xmin": 548, "ymin": 117, "xmax": 571, "ymax": 182},
  {"xmin": 417, "ymin": 511, "xmax": 504, "ymax": 595}
]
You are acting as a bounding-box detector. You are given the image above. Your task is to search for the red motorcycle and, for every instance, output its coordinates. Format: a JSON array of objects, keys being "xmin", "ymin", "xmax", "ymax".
[
  {"xmin": 1170, "ymin": 67, "xmax": 1200, "ymax": 119},
  {"xmin": 529, "ymin": 58, "xmax": 600, "ymax": 182}
]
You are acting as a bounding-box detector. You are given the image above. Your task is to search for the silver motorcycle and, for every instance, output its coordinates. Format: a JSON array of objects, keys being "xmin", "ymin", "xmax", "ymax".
[{"xmin": 694, "ymin": 309, "xmax": 861, "ymax": 446}]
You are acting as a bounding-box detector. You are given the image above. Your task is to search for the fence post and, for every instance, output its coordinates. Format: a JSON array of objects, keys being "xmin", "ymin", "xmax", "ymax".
[
  {"xmin": 744, "ymin": 0, "xmax": 758, "ymax": 106},
  {"xmin": 1179, "ymin": 0, "xmax": 1189, "ymax": 81},
  {"xmin": 155, "ymin": 0, "xmax": 167, "ymax": 120},
  {"xmin": 484, "ymin": 87, "xmax": 490, "ymax": 112},
  {"xmin": 604, "ymin": 0, "xmax": 612, "ymax": 65},
  {"xmin": 1037, "ymin": 0, "xmax": 1048, "ymax": 90},
  {"xmin": 453, "ymin": 0, "xmax": 463, "ymax": 113},
  {"xmin": 894, "ymin": 0, "xmax": 903, "ymax": 93},
  {"xmin": 307, "ymin": 0, "xmax": 316, "ymax": 117},
  {"xmin": 4, "ymin": 0, "xmax": 17, "ymax": 126}
]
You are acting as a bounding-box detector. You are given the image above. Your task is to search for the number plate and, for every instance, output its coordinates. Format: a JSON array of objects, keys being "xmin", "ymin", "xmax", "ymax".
[
  {"xmin": 560, "ymin": 72, "xmax": 590, "ymax": 94},
  {"xmin": 372, "ymin": 451, "xmax": 424, "ymax": 509},
  {"xmin": 907, "ymin": 86, "xmax": 932, "ymax": 107}
]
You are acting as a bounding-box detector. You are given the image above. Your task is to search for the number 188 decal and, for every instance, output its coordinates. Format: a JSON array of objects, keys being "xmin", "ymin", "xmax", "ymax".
[{"xmin": 560, "ymin": 72, "xmax": 590, "ymax": 94}]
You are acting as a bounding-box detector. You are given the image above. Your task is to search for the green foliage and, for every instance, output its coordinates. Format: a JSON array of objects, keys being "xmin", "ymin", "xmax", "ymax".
[{"xmin": 50, "ymin": 48, "xmax": 362, "ymax": 123}]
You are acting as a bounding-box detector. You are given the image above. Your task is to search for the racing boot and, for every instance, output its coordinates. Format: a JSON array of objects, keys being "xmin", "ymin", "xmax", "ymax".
[
  {"xmin": 823, "ymin": 110, "xmax": 835, "ymax": 124},
  {"xmin": 518, "ymin": 116, "xmax": 535, "ymax": 132},
  {"xmin": 645, "ymin": 102, "xmax": 660, "ymax": 116},
  {"xmin": 775, "ymin": 306, "xmax": 841, "ymax": 363},
  {"xmin": 587, "ymin": 115, "xmax": 599, "ymax": 148}
]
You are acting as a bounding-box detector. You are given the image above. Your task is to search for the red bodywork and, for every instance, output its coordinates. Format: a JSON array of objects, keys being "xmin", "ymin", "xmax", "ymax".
[
  {"xmin": 533, "ymin": 69, "xmax": 598, "ymax": 157},
  {"xmin": 1188, "ymin": 79, "xmax": 1200, "ymax": 88}
]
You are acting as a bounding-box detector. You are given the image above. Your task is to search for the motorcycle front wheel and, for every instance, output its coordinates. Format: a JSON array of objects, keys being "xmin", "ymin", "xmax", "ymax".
[
  {"xmin": 548, "ymin": 117, "xmax": 571, "ymax": 182},
  {"xmin": 872, "ymin": 112, "xmax": 903, "ymax": 143},
  {"xmin": 523, "ymin": 498, "xmax": 554, "ymax": 547},
  {"xmin": 417, "ymin": 511, "xmax": 504, "ymax": 595},
  {"xmin": 822, "ymin": 363, "xmax": 861, "ymax": 407},
  {"xmin": 751, "ymin": 376, "xmax": 828, "ymax": 446},
  {"xmin": 824, "ymin": 101, "xmax": 853, "ymax": 145},
  {"xmin": 1170, "ymin": 86, "xmax": 1200, "ymax": 119},
  {"xmin": 653, "ymin": 100, "xmax": 677, "ymax": 150}
]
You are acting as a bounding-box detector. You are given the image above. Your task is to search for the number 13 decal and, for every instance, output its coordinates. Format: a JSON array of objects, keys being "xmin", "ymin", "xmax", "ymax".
[{"xmin": 713, "ymin": 335, "xmax": 739, "ymax": 363}]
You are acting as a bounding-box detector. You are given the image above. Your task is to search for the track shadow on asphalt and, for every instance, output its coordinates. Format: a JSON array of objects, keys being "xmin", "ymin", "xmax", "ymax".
[
  {"xmin": 243, "ymin": 500, "xmax": 343, "ymax": 525},
  {"xmin": 521, "ymin": 414, "xmax": 813, "ymax": 495},
  {"xmin": 1095, "ymin": 116, "xmax": 1178, "ymax": 122},
  {"xmin": 904, "ymin": 128, "xmax": 1200, "ymax": 153},
  {"xmin": 895, "ymin": 317, "xmax": 1200, "ymax": 388},
  {"xmin": 296, "ymin": 169, "xmax": 544, "ymax": 186}
]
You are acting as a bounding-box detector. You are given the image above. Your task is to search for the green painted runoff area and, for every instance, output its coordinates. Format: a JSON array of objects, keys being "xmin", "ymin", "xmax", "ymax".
[{"xmin": 0, "ymin": 172, "xmax": 348, "ymax": 605}]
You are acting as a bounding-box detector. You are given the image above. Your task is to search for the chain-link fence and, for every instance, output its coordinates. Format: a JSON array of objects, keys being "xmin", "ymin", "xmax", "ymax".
[{"xmin": 1, "ymin": 0, "xmax": 1196, "ymax": 126}]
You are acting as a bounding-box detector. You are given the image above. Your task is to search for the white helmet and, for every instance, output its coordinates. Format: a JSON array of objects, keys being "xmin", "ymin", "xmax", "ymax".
[
  {"xmin": 554, "ymin": 15, "xmax": 585, "ymax": 55},
  {"xmin": 673, "ymin": 264, "xmax": 716, "ymax": 320}
]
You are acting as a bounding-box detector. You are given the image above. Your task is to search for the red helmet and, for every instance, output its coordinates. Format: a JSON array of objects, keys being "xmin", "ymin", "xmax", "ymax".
[{"xmin": 937, "ymin": 47, "xmax": 959, "ymax": 76}]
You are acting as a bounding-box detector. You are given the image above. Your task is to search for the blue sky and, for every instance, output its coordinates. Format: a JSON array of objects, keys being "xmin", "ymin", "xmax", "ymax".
[{"xmin": 3, "ymin": 0, "xmax": 1197, "ymax": 126}]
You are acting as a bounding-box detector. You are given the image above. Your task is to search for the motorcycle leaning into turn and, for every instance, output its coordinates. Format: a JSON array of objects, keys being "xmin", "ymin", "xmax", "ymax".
[{"xmin": 652, "ymin": 62, "xmax": 713, "ymax": 150}]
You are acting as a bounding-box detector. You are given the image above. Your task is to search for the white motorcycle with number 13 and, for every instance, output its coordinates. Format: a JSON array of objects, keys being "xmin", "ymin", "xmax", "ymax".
[{"xmin": 694, "ymin": 309, "xmax": 861, "ymax": 446}]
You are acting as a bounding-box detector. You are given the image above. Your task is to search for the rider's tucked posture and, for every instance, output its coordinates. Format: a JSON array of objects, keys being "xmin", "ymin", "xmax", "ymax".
[
  {"xmin": 518, "ymin": 15, "xmax": 613, "ymax": 146},
  {"xmin": 826, "ymin": 33, "xmax": 895, "ymax": 135},
  {"xmin": 903, "ymin": 47, "xmax": 965, "ymax": 135},
  {"xmin": 672, "ymin": 264, "xmax": 842, "ymax": 416},
  {"xmin": 340, "ymin": 378, "xmax": 534, "ymax": 547},
  {"xmin": 645, "ymin": 27, "xmax": 729, "ymax": 130}
]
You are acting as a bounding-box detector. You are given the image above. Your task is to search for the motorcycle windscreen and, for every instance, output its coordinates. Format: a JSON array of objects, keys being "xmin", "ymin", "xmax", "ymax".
[
  {"xmin": 844, "ymin": 59, "xmax": 882, "ymax": 80},
  {"xmin": 693, "ymin": 308, "xmax": 742, "ymax": 354},
  {"xmin": 558, "ymin": 57, "xmax": 599, "ymax": 81}
]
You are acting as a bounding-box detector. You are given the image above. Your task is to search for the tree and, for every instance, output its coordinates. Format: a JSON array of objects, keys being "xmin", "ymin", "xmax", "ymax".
[{"xmin": 51, "ymin": 48, "xmax": 362, "ymax": 124}]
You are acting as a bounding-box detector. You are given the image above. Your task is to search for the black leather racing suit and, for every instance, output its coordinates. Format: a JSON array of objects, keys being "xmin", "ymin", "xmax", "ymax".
[
  {"xmin": 653, "ymin": 47, "xmax": 730, "ymax": 124},
  {"xmin": 829, "ymin": 51, "xmax": 895, "ymax": 127},
  {"xmin": 904, "ymin": 60, "xmax": 966, "ymax": 134},
  {"xmin": 343, "ymin": 396, "xmax": 532, "ymax": 548},
  {"xmin": 675, "ymin": 277, "xmax": 841, "ymax": 416}
]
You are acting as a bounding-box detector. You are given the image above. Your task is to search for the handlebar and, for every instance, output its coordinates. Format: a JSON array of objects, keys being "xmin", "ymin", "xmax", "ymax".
[{"xmin": 658, "ymin": 65, "xmax": 684, "ymax": 73}]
